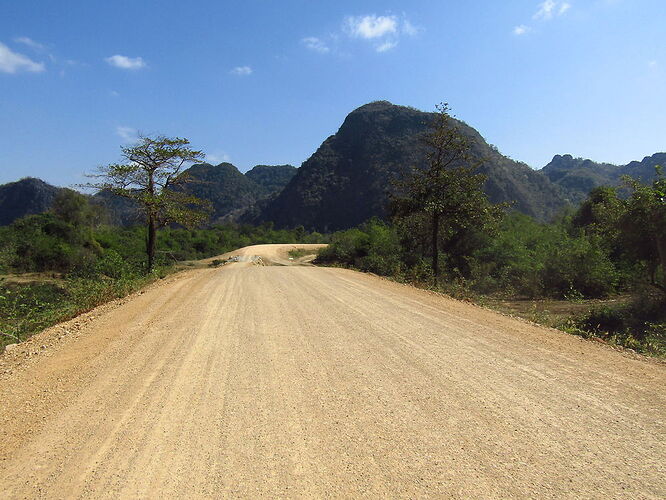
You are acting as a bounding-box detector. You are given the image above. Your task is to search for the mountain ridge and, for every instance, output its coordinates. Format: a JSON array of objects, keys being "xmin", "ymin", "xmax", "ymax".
[
  {"xmin": 541, "ymin": 152, "xmax": 666, "ymax": 204},
  {"xmin": 1, "ymin": 102, "xmax": 662, "ymax": 229},
  {"xmin": 252, "ymin": 101, "xmax": 567, "ymax": 231}
]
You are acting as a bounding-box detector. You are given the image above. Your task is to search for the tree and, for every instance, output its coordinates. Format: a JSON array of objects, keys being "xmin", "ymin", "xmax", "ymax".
[
  {"xmin": 571, "ymin": 186, "xmax": 624, "ymax": 235},
  {"xmin": 87, "ymin": 135, "xmax": 210, "ymax": 270},
  {"xmin": 619, "ymin": 166, "xmax": 666, "ymax": 291},
  {"xmin": 390, "ymin": 103, "xmax": 505, "ymax": 284},
  {"xmin": 51, "ymin": 189, "xmax": 97, "ymax": 227}
]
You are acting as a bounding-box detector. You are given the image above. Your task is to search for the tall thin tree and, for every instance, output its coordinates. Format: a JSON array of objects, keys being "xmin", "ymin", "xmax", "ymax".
[{"xmin": 391, "ymin": 103, "xmax": 505, "ymax": 284}]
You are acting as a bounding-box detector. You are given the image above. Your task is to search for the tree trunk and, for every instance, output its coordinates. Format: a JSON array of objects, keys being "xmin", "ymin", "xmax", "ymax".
[
  {"xmin": 656, "ymin": 234, "xmax": 666, "ymax": 291},
  {"xmin": 146, "ymin": 171, "xmax": 157, "ymax": 272},
  {"xmin": 147, "ymin": 213, "xmax": 157, "ymax": 271},
  {"xmin": 432, "ymin": 212, "xmax": 440, "ymax": 285}
]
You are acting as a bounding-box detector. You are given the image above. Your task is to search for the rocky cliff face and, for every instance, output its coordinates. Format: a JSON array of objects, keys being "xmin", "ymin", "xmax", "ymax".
[
  {"xmin": 541, "ymin": 152, "xmax": 665, "ymax": 203},
  {"xmin": 0, "ymin": 178, "xmax": 63, "ymax": 226}
]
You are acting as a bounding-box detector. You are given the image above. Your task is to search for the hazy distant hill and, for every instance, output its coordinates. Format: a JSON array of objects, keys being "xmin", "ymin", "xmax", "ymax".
[
  {"xmin": 245, "ymin": 164, "xmax": 297, "ymax": 197},
  {"xmin": 175, "ymin": 162, "xmax": 261, "ymax": 223},
  {"xmin": 176, "ymin": 162, "xmax": 297, "ymax": 223},
  {"xmin": 0, "ymin": 163, "xmax": 296, "ymax": 227},
  {"xmin": 253, "ymin": 101, "xmax": 568, "ymax": 231},
  {"xmin": 0, "ymin": 178, "xmax": 64, "ymax": 225},
  {"xmin": 91, "ymin": 190, "xmax": 142, "ymax": 227},
  {"xmin": 542, "ymin": 152, "xmax": 666, "ymax": 204}
]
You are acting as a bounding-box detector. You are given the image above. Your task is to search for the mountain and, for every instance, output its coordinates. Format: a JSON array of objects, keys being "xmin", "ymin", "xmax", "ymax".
[
  {"xmin": 622, "ymin": 152, "xmax": 666, "ymax": 180},
  {"xmin": 0, "ymin": 163, "xmax": 296, "ymax": 227},
  {"xmin": 252, "ymin": 101, "xmax": 568, "ymax": 231},
  {"xmin": 542, "ymin": 152, "xmax": 665, "ymax": 204},
  {"xmin": 178, "ymin": 162, "xmax": 261, "ymax": 223},
  {"xmin": 245, "ymin": 164, "xmax": 297, "ymax": 197},
  {"xmin": 177, "ymin": 162, "xmax": 297, "ymax": 223},
  {"xmin": 0, "ymin": 178, "xmax": 64, "ymax": 226},
  {"xmin": 91, "ymin": 190, "xmax": 142, "ymax": 227}
]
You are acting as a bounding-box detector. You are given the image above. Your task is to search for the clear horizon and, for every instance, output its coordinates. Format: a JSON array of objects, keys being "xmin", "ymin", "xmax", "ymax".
[{"xmin": 2, "ymin": 0, "xmax": 664, "ymax": 187}]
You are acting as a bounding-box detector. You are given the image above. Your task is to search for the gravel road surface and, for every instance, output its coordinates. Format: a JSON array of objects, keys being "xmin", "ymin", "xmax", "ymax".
[{"xmin": 0, "ymin": 244, "xmax": 664, "ymax": 498}]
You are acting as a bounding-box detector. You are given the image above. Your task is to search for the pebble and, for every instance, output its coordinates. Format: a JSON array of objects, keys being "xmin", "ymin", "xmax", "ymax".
[{"xmin": 4, "ymin": 344, "xmax": 18, "ymax": 353}]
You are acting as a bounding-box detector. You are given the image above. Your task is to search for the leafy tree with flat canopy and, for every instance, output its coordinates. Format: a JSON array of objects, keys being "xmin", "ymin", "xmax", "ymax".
[
  {"xmin": 391, "ymin": 103, "xmax": 505, "ymax": 284},
  {"xmin": 87, "ymin": 135, "xmax": 210, "ymax": 271}
]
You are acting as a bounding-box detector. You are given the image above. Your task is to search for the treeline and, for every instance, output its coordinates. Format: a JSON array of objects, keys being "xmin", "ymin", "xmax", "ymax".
[
  {"xmin": 0, "ymin": 189, "xmax": 323, "ymax": 346},
  {"xmin": 0, "ymin": 190, "xmax": 324, "ymax": 276}
]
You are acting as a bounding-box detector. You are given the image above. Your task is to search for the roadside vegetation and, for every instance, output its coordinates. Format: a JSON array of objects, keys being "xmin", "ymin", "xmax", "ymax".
[
  {"xmin": 317, "ymin": 106, "xmax": 666, "ymax": 356},
  {"xmin": 0, "ymin": 188, "xmax": 324, "ymax": 349},
  {"xmin": 288, "ymin": 248, "xmax": 318, "ymax": 259}
]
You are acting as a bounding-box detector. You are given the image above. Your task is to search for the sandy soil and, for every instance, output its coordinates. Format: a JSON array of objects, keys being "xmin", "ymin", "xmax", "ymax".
[{"xmin": 0, "ymin": 244, "xmax": 664, "ymax": 499}]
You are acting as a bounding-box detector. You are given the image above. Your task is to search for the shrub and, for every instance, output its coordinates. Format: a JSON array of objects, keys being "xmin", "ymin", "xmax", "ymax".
[
  {"xmin": 316, "ymin": 219, "xmax": 401, "ymax": 276},
  {"xmin": 96, "ymin": 249, "xmax": 132, "ymax": 279},
  {"xmin": 576, "ymin": 306, "xmax": 626, "ymax": 334}
]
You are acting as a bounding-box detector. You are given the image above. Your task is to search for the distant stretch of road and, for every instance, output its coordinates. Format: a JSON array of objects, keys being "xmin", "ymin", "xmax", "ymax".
[{"xmin": 0, "ymin": 244, "xmax": 664, "ymax": 498}]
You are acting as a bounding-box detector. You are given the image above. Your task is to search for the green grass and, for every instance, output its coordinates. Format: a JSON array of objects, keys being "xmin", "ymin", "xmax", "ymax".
[{"xmin": 0, "ymin": 267, "xmax": 174, "ymax": 351}]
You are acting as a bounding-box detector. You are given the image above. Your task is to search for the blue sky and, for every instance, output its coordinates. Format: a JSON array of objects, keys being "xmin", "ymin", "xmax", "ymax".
[{"xmin": 1, "ymin": 0, "xmax": 664, "ymax": 186}]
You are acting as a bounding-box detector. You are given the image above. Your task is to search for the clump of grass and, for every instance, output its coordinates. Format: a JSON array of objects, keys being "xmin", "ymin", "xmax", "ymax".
[{"xmin": 288, "ymin": 248, "xmax": 314, "ymax": 259}]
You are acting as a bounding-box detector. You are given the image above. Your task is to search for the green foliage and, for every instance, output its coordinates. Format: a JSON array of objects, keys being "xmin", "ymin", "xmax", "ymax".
[
  {"xmin": 618, "ymin": 167, "xmax": 666, "ymax": 289},
  {"xmin": 6, "ymin": 213, "xmax": 101, "ymax": 273},
  {"xmin": 52, "ymin": 189, "xmax": 98, "ymax": 227},
  {"xmin": 0, "ymin": 271, "xmax": 163, "ymax": 350},
  {"xmin": 576, "ymin": 306, "xmax": 626, "ymax": 334},
  {"xmin": 95, "ymin": 249, "xmax": 133, "ymax": 279},
  {"xmin": 288, "ymin": 248, "xmax": 313, "ymax": 259},
  {"xmin": 541, "ymin": 233, "xmax": 619, "ymax": 298},
  {"xmin": 86, "ymin": 135, "xmax": 211, "ymax": 270},
  {"xmin": 317, "ymin": 219, "xmax": 402, "ymax": 276},
  {"xmin": 566, "ymin": 288, "xmax": 666, "ymax": 355},
  {"xmin": 391, "ymin": 103, "xmax": 506, "ymax": 282},
  {"xmin": 0, "ymin": 282, "xmax": 69, "ymax": 343}
]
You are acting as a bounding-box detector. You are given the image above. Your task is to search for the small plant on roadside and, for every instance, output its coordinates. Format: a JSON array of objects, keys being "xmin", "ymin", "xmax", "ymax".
[{"xmin": 288, "ymin": 248, "xmax": 313, "ymax": 259}]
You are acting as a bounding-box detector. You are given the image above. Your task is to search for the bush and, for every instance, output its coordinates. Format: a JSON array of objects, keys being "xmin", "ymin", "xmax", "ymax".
[
  {"xmin": 95, "ymin": 249, "xmax": 133, "ymax": 279},
  {"xmin": 576, "ymin": 306, "xmax": 626, "ymax": 334},
  {"xmin": 541, "ymin": 234, "xmax": 619, "ymax": 298},
  {"xmin": 316, "ymin": 219, "xmax": 401, "ymax": 276}
]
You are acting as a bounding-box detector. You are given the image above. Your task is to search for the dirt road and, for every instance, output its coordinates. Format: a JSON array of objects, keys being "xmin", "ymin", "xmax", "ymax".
[{"xmin": 1, "ymin": 244, "xmax": 664, "ymax": 498}]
